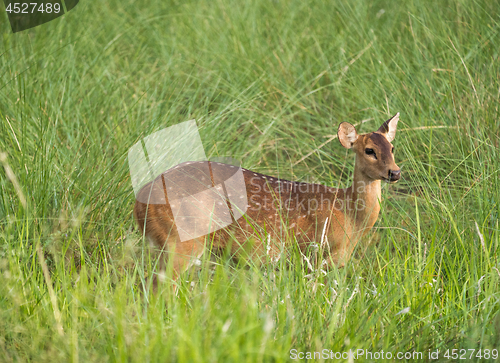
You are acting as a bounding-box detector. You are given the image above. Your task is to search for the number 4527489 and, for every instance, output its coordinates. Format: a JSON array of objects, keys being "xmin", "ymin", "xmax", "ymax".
[
  {"xmin": 443, "ymin": 349, "xmax": 498, "ymax": 360},
  {"xmin": 5, "ymin": 3, "xmax": 61, "ymax": 14}
]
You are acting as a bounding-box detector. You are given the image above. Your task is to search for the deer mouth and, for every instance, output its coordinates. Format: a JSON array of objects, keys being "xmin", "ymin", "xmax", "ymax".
[{"xmin": 382, "ymin": 177, "xmax": 400, "ymax": 184}]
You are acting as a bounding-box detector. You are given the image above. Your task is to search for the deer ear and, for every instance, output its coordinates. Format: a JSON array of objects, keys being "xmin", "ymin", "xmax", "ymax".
[
  {"xmin": 338, "ymin": 122, "xmax": 358, "ymax": 149},
  {"xmin": 377, "ymin": 113, "xmax": 399, "ymax": 142}
]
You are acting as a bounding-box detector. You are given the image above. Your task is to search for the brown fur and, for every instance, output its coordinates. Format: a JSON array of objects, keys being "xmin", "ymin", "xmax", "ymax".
[{"xmin": 134, "ymin": 114, "xmax": 401, "ymax": 282}]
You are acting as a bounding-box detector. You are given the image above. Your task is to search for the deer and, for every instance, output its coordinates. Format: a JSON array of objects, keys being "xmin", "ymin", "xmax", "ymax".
[{"xmin": 133, "ymin": 113, "xmax": 401, "ymax": 287}]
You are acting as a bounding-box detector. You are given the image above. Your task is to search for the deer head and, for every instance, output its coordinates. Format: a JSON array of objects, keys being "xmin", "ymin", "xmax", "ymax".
[{"xmin": 338, "ymin": 113, "xmax": 401, "ymax": 183}]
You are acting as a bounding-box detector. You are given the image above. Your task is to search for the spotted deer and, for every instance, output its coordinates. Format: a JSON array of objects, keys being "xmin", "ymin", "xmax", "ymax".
[{"xmin": 134, "ymin": 113, "xmax": 401, "ymax": 284}]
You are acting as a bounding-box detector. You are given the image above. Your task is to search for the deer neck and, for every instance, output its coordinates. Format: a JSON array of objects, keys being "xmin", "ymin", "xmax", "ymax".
[{"xmin": 346, "ymin": 160, "xmax": 382, "ymax": 230}]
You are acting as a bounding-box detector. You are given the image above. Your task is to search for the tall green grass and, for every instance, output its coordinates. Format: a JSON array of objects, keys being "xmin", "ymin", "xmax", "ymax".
[{"xmin": 1, "ymin": 0, "xmax": 499, "ymax": 361}]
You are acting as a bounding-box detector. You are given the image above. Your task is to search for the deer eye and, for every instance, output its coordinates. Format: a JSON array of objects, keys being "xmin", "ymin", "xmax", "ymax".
[{"xmin": 365, "ymin": 148, "xmax": 375, "ymax": 155}]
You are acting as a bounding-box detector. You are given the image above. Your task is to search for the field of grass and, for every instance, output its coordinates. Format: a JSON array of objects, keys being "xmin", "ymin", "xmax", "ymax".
[{"xmin": 1, "ymin": 0, "xmax": 500, "ymax": 361}]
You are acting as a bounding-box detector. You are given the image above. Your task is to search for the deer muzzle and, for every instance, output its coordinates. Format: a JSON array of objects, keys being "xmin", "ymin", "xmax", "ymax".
[{"xmin": 388, "ymin": 169, "xmax": 401, "ymax": 182}]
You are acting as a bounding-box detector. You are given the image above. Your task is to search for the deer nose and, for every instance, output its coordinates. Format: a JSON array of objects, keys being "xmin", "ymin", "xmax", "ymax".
[{"xmin": 389, "ymin": 169, "xmax": 401, "ymax": 182}]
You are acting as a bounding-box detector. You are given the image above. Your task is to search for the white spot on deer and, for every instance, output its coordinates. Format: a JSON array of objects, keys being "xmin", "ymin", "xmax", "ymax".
[
  {"xmin": 254, "ymin": 173, "xmax": 258, "ymax": 176},
  {"xmin": 289, "ymin": 223, "xmax": 296, "ymax": 228}
]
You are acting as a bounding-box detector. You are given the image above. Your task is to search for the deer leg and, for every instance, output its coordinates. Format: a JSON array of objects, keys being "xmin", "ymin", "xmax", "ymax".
[{"xmin": 163, "ymin": 237, "xmax": 206, "ymax": 291}]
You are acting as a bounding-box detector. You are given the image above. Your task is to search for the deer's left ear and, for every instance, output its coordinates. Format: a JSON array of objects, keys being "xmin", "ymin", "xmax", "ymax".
[{"xmin": 377, "ymin": 113, "xmax": 399, "ymax": 142}]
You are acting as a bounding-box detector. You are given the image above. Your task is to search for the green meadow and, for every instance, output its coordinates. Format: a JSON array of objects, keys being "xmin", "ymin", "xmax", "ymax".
[{"xmin": 1, "ymin": 0, "xmax": 499, "ymax": 361}]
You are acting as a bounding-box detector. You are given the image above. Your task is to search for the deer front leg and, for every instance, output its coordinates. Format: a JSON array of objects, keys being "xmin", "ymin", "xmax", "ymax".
[{"xmin": 146, "ymin": 235, "xmax": 206, "ymax": 293}]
